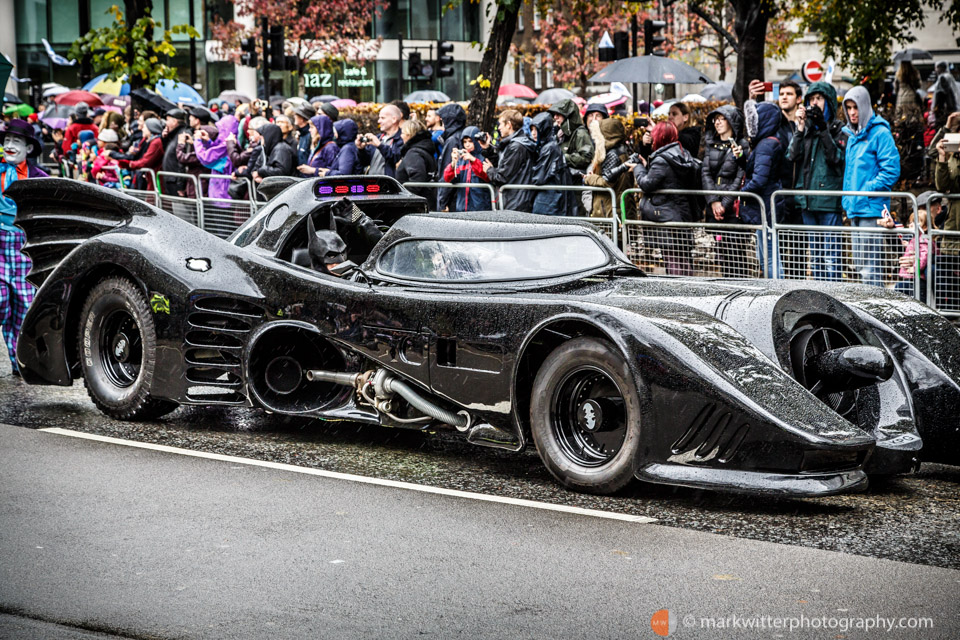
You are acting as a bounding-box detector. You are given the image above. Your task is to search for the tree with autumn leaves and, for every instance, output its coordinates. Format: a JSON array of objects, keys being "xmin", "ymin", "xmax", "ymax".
[{"xmin": 210, "ymin": 0, "xmax": 388, "ymax": 89}]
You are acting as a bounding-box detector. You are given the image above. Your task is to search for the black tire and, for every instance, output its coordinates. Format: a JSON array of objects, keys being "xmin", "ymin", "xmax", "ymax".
[
  {"xmin": 530, "ymin": 337, "xmax": 643, "ymax": 494},
  {"xmin": 78, "ymin": 277, "xmax": 178, "ymax": 420}
]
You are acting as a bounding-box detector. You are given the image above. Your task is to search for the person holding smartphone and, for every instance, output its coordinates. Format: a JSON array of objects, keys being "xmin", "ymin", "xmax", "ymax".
[{"xmin": 702, "ymin": 105, "xmax": 749, "ymax": 276}]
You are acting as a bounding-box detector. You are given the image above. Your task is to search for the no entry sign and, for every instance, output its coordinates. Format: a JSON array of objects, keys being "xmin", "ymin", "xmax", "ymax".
[{"xmin": 802, "ymin": 59, "xmax": 823, "ymax": 83}]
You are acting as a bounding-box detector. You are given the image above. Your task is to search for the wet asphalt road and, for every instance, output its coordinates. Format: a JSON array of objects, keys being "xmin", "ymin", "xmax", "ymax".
[{"xmin": 0, "ymin": 352, "xmax": 958, "ymax": 574}]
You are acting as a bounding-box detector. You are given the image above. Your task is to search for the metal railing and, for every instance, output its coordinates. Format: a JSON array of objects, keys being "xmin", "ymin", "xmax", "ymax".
[
  {"xmin": 199, "ymin": 174, "xmax": 256, "ymax": 238},
  {"xmin": 771, "ymin": 190, "xmax": 921, "ymax": 299},
  {"xmin": 926, "ymin": 193, "xmax": 960, "ymax": 317},
  {"xmin": 157, "ymin": 171, "xmax": 203, "ymax": 228},
  {"xmin": 119, "ymin": 167, "xmax": 159, "ymax": 207},
  {"xmin": 498, "ymin": 184, "xmax": 620, "ymax": 243},
  {"xmin": 402, "ymin": 181, "xmax": 498, "ymax": 210},
  {"xmin": 620, "ymin": 188, "xmax": 770, "ymax": 278}
]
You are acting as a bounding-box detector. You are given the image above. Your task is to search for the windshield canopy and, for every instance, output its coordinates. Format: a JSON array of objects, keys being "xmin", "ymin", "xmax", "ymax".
[{"xmin": 377, "ymin": 235, "xmax": 609, "ymax": 283}]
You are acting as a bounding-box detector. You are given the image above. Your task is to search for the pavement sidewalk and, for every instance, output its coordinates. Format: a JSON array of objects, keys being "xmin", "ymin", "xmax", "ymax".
[{"xmin": 1, "ymin": 423, "xmax": 957, "ymax": 639}]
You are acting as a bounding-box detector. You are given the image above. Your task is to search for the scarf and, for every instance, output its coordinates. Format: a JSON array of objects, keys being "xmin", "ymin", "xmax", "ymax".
[{"xmin": 0, "ymin": 161, "xmax": 28, "ymax": 229}]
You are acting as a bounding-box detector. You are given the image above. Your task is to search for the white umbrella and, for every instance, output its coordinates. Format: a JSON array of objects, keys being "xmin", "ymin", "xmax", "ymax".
[
  {"xmin": 42, "ymin": 84, "xmax": 70, "ymax": 98},
  {"xmin": 681, "ymin": 94, "xmax": 707, "ymax": 103},
  {"xmin": 651, "ymin": 100, "xmax": 676, "ymax": 117}
]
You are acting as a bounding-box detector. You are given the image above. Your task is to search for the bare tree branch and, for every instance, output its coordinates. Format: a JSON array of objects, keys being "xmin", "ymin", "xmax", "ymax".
[{"xmin": 689, "ymin": 1, "xmax": 739, "ymax": 50}]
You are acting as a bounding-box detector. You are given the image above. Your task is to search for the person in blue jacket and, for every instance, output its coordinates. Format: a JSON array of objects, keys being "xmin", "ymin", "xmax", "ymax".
[
  {"xmin": 529, "ymin": 112, "xmax": 567, "ymax": 215},
  {"xmin": 841, "ymin": 85, "xmax": 901, "ymax": 287}
]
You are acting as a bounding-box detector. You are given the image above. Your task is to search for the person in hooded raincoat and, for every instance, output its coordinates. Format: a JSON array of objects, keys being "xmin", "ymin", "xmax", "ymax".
[
  {"xmin": 785, "ymin": 81, "xmax": 847, "ymax": 281},
  {"xmin": 297, "ymin": 115, "xmax": 339, "ymax": 177},
  {"xmin": 194, "ymin": 115, "xmax": 238, "ymax": 203},
  {"xmin": 548, "ymin": 98, "xmax": 594, "ymax": 215},
  {"xmin": 253, "ymin": 123, "xmax": 297, "ymax": 182},
  {"xmin": 633, "ymin": 122, "xmax": 701, "ymax": 276},
  {"xmin": 436, "ymin": 103, "xmax": 467, "ymax": 211},
  {"xmin": 326, "ymin": 119, "xmax": 362, "ymax": 177},
  {"xmin": 841, "ymin": 85, "xmax": 901, "ymax": 288},
  {"xmin": 735, "ymin": 99, "xmax": 785, "ymax": 278},
  {"xmin": 702, "ymin": 105, "xmax": 749, "ymax": 277},
  {"xmin": 442, "ymin": 125, "xmax": 491, "ymax": 212},
  {"xmin": 529, "ymin": 112, "xmax": 567, "ymax": 215}
]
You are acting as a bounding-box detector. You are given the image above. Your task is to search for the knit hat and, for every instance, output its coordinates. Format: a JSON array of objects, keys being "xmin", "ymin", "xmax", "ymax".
[
  {"xmin": 294, "ymin": 103, "xmax": 317, "ymax": 121},
  {"xmin": 144, "ymin": 117, "xmax": 164, "ymax": 135},
  {"xmin": 74, "ymin": 102, "xmax": 89, "ymax": 118},
  {"xmin": 318, "ymin": 102, "xmax": 339, "ymax": 122},
  {"xmin": 97, "ymin": 129, "xmax": 119, "ymax": 143},
  {"xmin": 93, "ymin": 107, "xmax": 106, "ymax": 117},
  {"xmin": 78, "ymin": 129, "xmax": 97, "ymax": 144}
]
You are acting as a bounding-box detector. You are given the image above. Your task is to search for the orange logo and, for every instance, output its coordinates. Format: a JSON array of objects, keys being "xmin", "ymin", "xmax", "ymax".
[{"xmin": 650, "ymin": 609, "xmax": 676, "ymax": 637}]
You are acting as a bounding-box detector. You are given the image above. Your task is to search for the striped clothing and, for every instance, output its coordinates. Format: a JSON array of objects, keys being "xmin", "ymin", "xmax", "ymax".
[{"xmin": 0, "ymin": 228, "xmax": 33, "ymax": 371}]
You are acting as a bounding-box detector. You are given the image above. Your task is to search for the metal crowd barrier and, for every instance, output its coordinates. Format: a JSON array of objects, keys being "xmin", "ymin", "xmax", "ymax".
[
  {"xmin": 199, "ymin": 174, "xmax": 256, "ymax": 238},
  {"xmin": 402, "ymin": 181, "xmax": 498, "ymax": 211},
  {"xmin": 771, "ymin": 190, "xmax": 922, "ymax": 299},
  {"xmin": 157, "ymin": 171, "xmax": 203, "ymax": 227},
  {"xmin": 497, "ymin": 184, "xmax": 620, "ymax": 243},
  {"xmin": 119, "ymin": 167, "xmax": 159, "ymax": 206},
  {"xmin": 925, "ymin": 192, "xmax": 960, "ymax": 317},
  {"xmin": 620, "ymin": 188, "xmax": 769, "ymax": 278}
]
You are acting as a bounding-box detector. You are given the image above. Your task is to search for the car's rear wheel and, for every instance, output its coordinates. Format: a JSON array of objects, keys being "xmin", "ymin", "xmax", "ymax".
[
  {"xmin": 78, "ymin": 277, "xmax": 178, "ymax": 420},
  {"xmin": 530, "ymin": 337, "xmax": 642, "ymax": 494}
]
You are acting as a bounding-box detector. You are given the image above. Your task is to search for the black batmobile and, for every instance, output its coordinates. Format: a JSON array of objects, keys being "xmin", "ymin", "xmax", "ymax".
[{"xmin": 10, "ymin": 177, "xmax": 960, "ymax": 497}]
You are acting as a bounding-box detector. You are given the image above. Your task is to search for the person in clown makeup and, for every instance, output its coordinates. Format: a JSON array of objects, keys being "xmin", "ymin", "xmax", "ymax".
[{"xmin": 0, "ymin": 119, "xmax": 48, "ymax": 376}]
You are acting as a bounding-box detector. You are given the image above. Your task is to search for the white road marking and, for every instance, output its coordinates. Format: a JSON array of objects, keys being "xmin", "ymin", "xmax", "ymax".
[{"xmin": 40, "ymin": 428, "xmax": 657, "ymax": 524}]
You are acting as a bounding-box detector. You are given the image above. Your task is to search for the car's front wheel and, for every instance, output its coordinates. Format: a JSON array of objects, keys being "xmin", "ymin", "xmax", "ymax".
[
  {"xmin": 530, "ymin": 337, "xmax": 643, "ymax": 494},
  {"xmin": 78, "ymin": 277, "xmax": 177, "ymax": 420}
]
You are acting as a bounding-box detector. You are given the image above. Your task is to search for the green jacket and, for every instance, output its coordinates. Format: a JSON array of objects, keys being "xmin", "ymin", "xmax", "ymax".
[
  {"xmin": 935, "ymin": 155, "xmax": 960, "ymax": 254},
  {"xmin": 548, "ymin": 99, "xmax": 594, "ymax": 172},
  {"xmin": 784, "ymin": 81, "xmax": 846, "ymax": 213}
]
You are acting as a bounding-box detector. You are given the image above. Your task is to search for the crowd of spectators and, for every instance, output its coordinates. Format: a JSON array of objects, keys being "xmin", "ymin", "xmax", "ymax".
[{"xmin": 10, "ymin": 62, "xmax": 960, "ymax": 300}]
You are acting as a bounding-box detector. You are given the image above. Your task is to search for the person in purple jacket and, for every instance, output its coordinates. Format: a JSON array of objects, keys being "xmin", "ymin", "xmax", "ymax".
[
  {"xmin": 297, "ymin": 115, "xmax": 339, "ymax": 177},
  {"xmin": 194, "ymin": 115, "xmax": 238, "ymax": 202}
]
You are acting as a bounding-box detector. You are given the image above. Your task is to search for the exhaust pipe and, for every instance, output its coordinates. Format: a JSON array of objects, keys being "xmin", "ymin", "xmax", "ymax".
[{"xmin": 304, "ymin": 368, "xmax": 471, "ymax": 431}]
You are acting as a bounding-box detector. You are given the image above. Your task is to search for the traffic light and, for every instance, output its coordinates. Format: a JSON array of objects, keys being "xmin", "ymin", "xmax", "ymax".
[
  {"xmin": 240, "ymin": 37, "xmax": 257, "ymax": 68},
  {"xmin": 644, "ymin": 19, "xmax": 666, "ymax": 56},
  {"xmin": 408, "ymin": 51, "xmax": 423, "ymax": 77},
  {"xmin": 613, "ymin": 31, "xmax": 630, "ymax": 60},
  {"xmin": 268, "ymin": 25, "xmax": 285, "ymax": 70},
  {"xmin": 436, "ymin": 40, "xmax": 454, "ymax": 78}
]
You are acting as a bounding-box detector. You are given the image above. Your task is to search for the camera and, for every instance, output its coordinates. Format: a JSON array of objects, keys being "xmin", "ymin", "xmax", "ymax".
[
  {"xmin": 633, "ymin": 117, "xmax": 650, "ymax": 129},
  {"xmin": 806, "ymin": 105, "xmax": 825, "ymax": 130},
  {"xmin": 475, "ymin": 131, "xmax": 489, "ymax": 143},
  {"xmin": 944, "ymin": 132, "xmax": 960, "ymax": 154},
  {"xmin": 627, "ymin": 153, "xmax": 641, "ymax": 164}
]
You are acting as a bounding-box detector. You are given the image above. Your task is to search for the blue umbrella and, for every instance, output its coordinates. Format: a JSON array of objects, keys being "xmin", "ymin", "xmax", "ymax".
[{"xmin": 155, "ymin": 79, "xmax": 205, "ymax": 106}]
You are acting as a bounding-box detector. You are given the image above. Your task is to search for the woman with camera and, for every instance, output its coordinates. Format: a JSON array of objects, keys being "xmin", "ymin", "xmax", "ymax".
[
  {"xmin": 441, "ymin": 126, "xmax": 492, "ymax": 212},
  {"xmin": 784, "ymin": 81, "xmax": 847, "ymax": 281}
]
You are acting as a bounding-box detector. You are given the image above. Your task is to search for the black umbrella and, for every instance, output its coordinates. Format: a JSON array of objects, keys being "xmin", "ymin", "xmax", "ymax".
[
  {"xmin": 894, "ymin": 48, "xmax": 932, "ymax": 66},
  {"xmin": 4, "ymin": 91, "xmax": 21, "ymax": 103},
  {"xmin": 589, "ymin": 56, "xmax": 711, "ymax": 84},
  {"xmin": 130, "ymin": 88, "xmax": 176, "ymax": 115}
]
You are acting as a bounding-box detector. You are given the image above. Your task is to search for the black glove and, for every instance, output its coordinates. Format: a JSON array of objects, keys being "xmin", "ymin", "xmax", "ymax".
[{"xmin": 330, "ymin": 197, "xmax": 367, "ymax": 226}]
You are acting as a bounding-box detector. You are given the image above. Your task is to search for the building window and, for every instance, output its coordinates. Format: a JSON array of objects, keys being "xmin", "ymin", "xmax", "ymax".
[
  {"xmin": 517, "ymin": 8, "xmax": 523, "ymax": 31},
  {"xmin": 534, "ymin": 54, "xmax": 542, "ymax": 90},
  {"xmin": 546, "ymin": 8, "xmax": 554, "ymax": 25},
  {"xmin": 545, "ymin": 55, "xmax": 553, "ymax": 87},
  {"xmin": 533, "ymin": 8, "xmax": 540, "ymax": 31},
  {"xmin": 518, "ymin": 60, "xmax": 525, "ymax": 86}
]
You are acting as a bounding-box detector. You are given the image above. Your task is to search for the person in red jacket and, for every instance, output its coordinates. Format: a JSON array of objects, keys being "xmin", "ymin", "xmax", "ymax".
[
  {"xmin": 61, "ymin": 102, "xmax": 99, "ymax": 154},
  {"xmin": 106, "ymin": 118, "xmax": 164, "ymax": 189}
]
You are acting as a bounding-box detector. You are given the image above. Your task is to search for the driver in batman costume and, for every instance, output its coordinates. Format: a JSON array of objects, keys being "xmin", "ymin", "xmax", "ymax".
[
  {"xmin": 293, "ymin": 198, "xmax": 384, "ymax": 276},
  {"xmin": 1, "ymin": 119, "xmax": 48, "ymax": 376}
]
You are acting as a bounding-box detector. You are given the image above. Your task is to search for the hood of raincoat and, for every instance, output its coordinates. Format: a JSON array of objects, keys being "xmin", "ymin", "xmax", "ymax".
[
  {"xmin": 804, "ymin": 81, "xmax": 839, "ymax": 122},
  {"xmin": 704, "ymin": 105, "xmax": 744, "ymax": 144},
  {"xmin": 599, "ymin": 117, "xmax": 626, "ymax": 150},
  {"xmin": 259, "ymin": 123, "xmax": 282, "ymax": 156},
  {"xmin": 437, "ymin": 103, "xmax": 466, "ymax": 132},
  {"xmin": 310, "ymin": 114, "xmax": 334, "ymax": 146},
  {"xmin": 531, "ymin": 112, "xmax": 557, "ymax": 145},
  {"xmin": 334, "ymin": 118, "xmax": 358, "ymax": 148},
  {"xmin": 460, "ymin": 125, "xmax": 485, "ymax": 160}
]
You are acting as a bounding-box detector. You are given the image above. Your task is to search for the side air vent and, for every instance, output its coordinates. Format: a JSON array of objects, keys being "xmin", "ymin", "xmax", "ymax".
[
  {"xmin": 183, "ymin": 295, "xmax": 264, "ymax": 404},
  {"xmin": 671, "ymin": 404, "xmax": 750, "ymax": 464}
]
